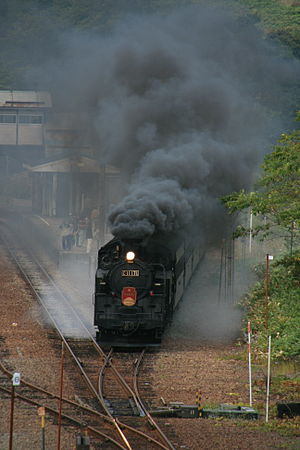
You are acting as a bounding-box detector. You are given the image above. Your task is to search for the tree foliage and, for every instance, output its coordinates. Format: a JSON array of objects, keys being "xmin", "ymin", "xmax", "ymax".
[
  {"xmin": 235, "ymin": 0, "xmax": 300, "ymax": 58},
  {"xmin": 241, "ymin": 250, "xmax": 300, "ymax": 361},
  {"xmin": 222, "ymin": 112, "xmax": 300, "ymax": 243}
]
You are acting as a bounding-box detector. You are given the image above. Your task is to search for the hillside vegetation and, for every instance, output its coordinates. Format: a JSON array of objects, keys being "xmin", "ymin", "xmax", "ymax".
[
  {"xmin": 235, "ymin": 0, "xmax": 300, "ymax": 56},
  {"xmin": 0, "ymin": 0, "xmax": 299, "ymax": 89},
  {"xmin": 223, "ymin": 116, "xmax": 300, "ymax": 362},
  {"xmin": 242, "ymin": 252, "xmax": 300, "ymax": 361}
]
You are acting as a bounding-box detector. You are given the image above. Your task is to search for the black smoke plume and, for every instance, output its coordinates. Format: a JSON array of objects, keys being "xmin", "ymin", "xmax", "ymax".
[
  {"xmin": 31, "ymin": 5, "xmax": 299, "ymax": 241},
  {"xmin": 103, "ymin": 8, "xmax": 298, "ymax": 240}
]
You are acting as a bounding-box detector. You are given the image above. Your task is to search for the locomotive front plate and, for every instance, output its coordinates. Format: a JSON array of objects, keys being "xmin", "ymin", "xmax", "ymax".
[
  {"xmin": 122, "ymin": 269, "xmax": 140, "ymax": 277},
  {"xmin": 109, "ymin": 261, "xmax": 152, "ymax": 298}
]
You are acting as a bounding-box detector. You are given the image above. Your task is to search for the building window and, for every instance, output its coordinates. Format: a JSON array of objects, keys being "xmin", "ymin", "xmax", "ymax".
[
  {"xmin": 19, "ymin": 115, "xmax": 43, "ymax": 124},
  {"xmin": 0, "ymin": 114, "xmax": 16, "ymax": 123}
]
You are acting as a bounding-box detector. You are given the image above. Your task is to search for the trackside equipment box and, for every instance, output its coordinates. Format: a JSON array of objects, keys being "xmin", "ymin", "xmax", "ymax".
[
  {"xmin": 150, "ymin": 402, "xmax": 200, "ymax": 418},
  {"xmin": 202, "ymin": 404, "xmax": 259, "ymax": 420}
]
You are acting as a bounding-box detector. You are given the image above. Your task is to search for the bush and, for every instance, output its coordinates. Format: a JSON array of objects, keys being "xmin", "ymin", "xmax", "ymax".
[{"xmin": 241, "ymin": 250, "xmax": 300, "ymax": 362}]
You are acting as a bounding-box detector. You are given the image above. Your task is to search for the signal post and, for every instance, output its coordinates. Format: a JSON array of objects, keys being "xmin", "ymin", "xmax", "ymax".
[{"xmin": 9, "ymin": 372, "xmax": 21, "ymax": 450}]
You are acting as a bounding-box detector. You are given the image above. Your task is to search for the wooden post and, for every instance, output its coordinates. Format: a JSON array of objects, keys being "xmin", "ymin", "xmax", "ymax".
[
  {"xmin": 57, "ymin": 342, "xmax": 64, "ymax": 450},
  {"xmin": 266, "ymin": 336, "xmax": 272, "ymax": 423},
  {"xmin": 38, "ymin": 407, "xmax": 46, "ymax": 450}
]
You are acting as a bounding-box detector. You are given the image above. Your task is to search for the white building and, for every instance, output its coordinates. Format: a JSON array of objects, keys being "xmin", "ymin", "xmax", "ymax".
[
  {"xmin": 0, "ymin": 90, "xmax": 122, "ymax": 240},
  {"xmin": 0, "ymin": 90, "xmax": 51, "ymax": 169}
]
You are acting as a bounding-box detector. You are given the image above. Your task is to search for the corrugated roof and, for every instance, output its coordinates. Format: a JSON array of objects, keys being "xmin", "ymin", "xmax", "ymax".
[{"xmin": 0, "ymin": 90, "xmax": 52, "ymax": 108}]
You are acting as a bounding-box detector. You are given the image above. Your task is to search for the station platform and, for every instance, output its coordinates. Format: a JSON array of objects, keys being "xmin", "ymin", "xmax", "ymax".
[
  {"xmin": 1, "ymin": 202, "xmax": 98, "ymax": 336},
  {"xmin": 27, "ymin": 213, "xmax": 99, "ymax": 275},
  {"xmin": 23, "ymin": 213, "xmax": 102, "ymax": 274},
  {"xmin": 2, "ymin": 203, "xmax": 99, "ymax": 273},
  {"xmin": 1, "ymin": 201, "xmax": 115, "ymax": 277}
]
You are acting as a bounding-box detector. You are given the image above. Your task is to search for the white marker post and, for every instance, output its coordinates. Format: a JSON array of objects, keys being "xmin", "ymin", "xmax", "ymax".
[
  {"xmin": 266, "ymin": 336, "xmax": 272, "ymax": 423},
  {"xmin": 264, "ymin": 254, "xmax": 273, "ymax": 329},
  {"xmin": 249, "ymin": 211, "xmax": 253, "ymax": 254},
  {"xmin": 248, "ymin": 322, "xmax": 252, "ymax": 407}
]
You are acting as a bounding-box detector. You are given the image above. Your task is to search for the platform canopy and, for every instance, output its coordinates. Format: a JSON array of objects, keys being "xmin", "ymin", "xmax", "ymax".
[
  {"xmin": 0, "ymin": 90, "xmax": 51, "ymax": 108},
  {"xmin": 26, "ymin": 156, "xmax": 119, "ymax": 174}
]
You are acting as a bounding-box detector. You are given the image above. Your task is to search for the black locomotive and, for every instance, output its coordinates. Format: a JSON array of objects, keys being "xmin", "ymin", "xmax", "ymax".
[{"xmin": 94, "ymin": 234, "xmax": 203, "ymax": 346}]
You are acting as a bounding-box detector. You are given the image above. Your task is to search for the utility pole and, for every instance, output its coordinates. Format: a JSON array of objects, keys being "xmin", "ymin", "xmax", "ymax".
[
  {"xmin": 57, "ymin": 342, "xmax": 64, "ymax": 450},
  {"xmin": 98, "ymin": 165, "xmax": 106, "ymax": 246}
]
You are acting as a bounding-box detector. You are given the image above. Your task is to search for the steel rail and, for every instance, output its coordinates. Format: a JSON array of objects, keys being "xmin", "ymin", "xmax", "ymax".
[
  {"xmin": 1, "ymin": 221, "xmax": 144, "ymax": 412},
  {"xmin": 98, "ymin": 349, "xmax": 171, "ymax": 450},
  {"xmin": 0, "ymin": 226, "xmax": 136, "ymax": 448},
  {"xmin": 98, "ymin": 348, "xmax": 145, "ymax": 417},
  {"xmin": 3, "ymin": 243, "xmax": 133, "ymax": 450},
  {"xmin": 133, "ymin": 350, "xmax": 176, "ymax": 450},
  {"xmin": 0, "ymin": 358, "xmax": 114, "ymax": 422},
  {"xmin": 98, "ymin": 348, "xmax": 115, "ymax": 416},
  {"xmin": 0, "ymin": 357, "xmax": 169, "ymax": 449},
  {"xmin": 0, "ymin": 229, "xmax": 133, "ymax": 449},
  {"xmin": 0, "ymin": 226, "xmax": 175, "ymax": 449},
  {"xmin": 0, "ymin": 385, "xmax": 126, "ymax": 449}
]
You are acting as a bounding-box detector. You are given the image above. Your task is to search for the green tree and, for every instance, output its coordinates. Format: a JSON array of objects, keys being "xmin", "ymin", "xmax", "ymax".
[{"xmin": 222, "ymin": 112, "xmax": 300, "ymax": 251}]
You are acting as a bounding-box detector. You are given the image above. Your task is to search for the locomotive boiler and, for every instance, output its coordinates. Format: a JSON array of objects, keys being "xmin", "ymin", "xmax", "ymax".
[{"xmin": 94, "ymin": 234, "xmax": 203, "ymax": 346}]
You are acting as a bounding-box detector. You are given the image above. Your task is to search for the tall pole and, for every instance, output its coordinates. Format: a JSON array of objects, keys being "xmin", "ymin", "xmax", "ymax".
[
  {"xmin": 264, "ymin": 254, "xmax": 274, "ymax": 329},
  {"xmin": 266, "ymin": 336, "xmax": 272, "ymax": 423},
  {"xmin": 264, "ymin": 254, "xmax": 270, "ymax": 329},
  {"xmin": 9, "ymin": 386, "xmax": 15, "ymax": 450},
  {"xmin": 249, "ymin": 211, "xmax": 253, "ymax": 254},
  {"xmin": 9, "ymin": 372, "xmax": 21, "ymax": 450},
  {"xmin": 248, "ymin": 321, "xmax": 252, "ymax": 407},
  {"xmin": 230, "ymin": 239, "xmax": 235, "ymax": 303},
  {"xmin": 218, "ymin": 240, "xmax": 225, "ymax": 304},
  {"xmin": 98, "ymin": 165, "xmax": 106, "ymax": 246},
  {"xmin": 57, "ymin": 342, "xmax": 64, "ymax": 450}
]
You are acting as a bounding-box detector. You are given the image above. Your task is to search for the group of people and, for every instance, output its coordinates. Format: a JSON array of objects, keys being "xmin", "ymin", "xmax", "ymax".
[{"xmin": 60, "ymin": 209, "xmax": 100, "ymax": 252}]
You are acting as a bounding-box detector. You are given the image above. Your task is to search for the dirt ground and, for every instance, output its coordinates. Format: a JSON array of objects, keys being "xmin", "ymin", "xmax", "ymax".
[{"xmin": 0, "ymin": 244, "xmax": 299, "ymax": 450}]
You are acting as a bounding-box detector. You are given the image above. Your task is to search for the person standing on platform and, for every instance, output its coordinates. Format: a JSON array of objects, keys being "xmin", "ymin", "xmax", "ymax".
[
  {"xmin": 77, "ymin": 216, "xmax": 88, "ymax": 247},
  {"xmin": 86, "ymin": 217, "xmax": 93, "ymax": 253},
  {"xmin": 91, "ymin": 208, "xmax": 100, "ymax": 237},
  {"xmin": 59, "ymin": 219, "xmax": 73, "ymax": 250},
  {"xmin": 69, "ymin": 214, "xmax": 79, "ymax": 247}
]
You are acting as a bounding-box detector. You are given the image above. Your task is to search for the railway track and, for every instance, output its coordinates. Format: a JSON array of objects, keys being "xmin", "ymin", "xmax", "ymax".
[{"xmin": 0, "ymin": 219, "xmax": 176, "ymax": 449}]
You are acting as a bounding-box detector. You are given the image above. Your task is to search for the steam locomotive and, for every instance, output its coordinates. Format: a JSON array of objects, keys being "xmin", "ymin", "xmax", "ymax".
[{"xmin": 93, "ymin": 234, "xmax": 203, "ymax": 346}]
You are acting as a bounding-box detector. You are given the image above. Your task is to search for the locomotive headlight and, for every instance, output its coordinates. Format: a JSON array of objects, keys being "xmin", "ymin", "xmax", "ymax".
[{"xmin": 126, "ymin": 251, "xmax": 135, "ymax": 262}]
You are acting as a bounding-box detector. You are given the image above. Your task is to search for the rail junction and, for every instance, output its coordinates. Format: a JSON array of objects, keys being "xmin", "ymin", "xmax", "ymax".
[{"xmin": 0, "ymin": 219, "xmax": 176, "ymax": 449}]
